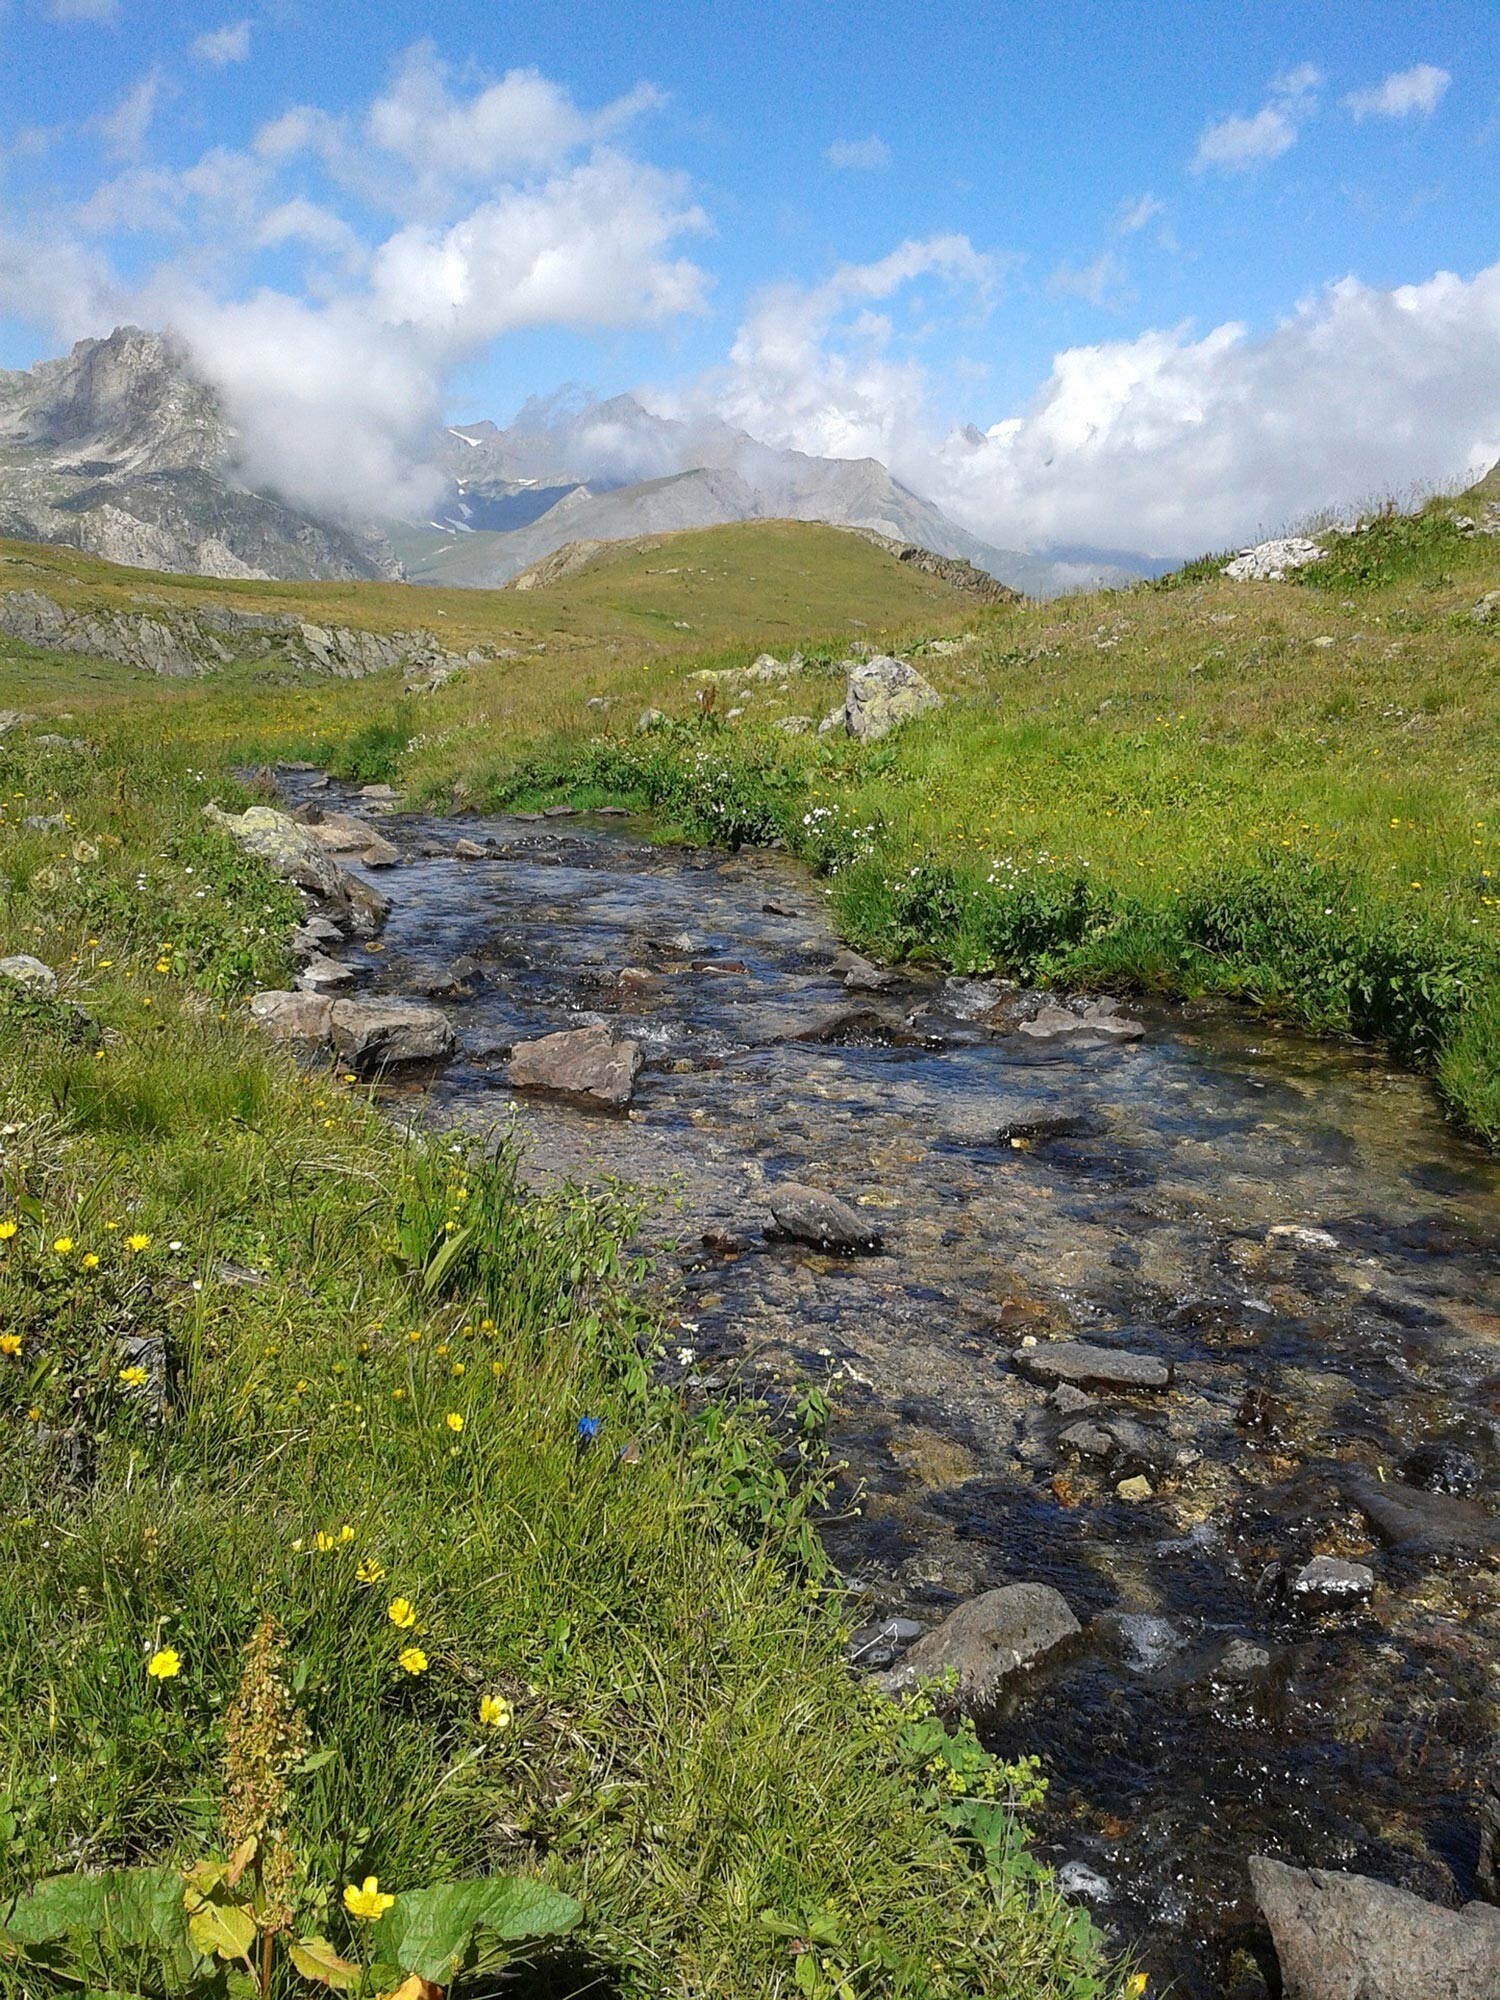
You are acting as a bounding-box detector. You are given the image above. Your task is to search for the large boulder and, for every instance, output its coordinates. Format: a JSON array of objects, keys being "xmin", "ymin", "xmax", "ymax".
[
  {"xmin": 0, "ymin": 954, "xmax": 58, "ymax": 996},
  {"xmin": 205, "ymin": 804, "xmax": 389, "ymax": 935},
  {"xmin": 1249, "ymin": 1854, "xmax": 1500, "ymax": 1999},
  {"xmin": 837, "ymin": 655, "xmax": 944, "ymax": 742},
  {"xmin": 766, "ymin": 1183, "xmax": 883, "ymax": 1254},
  {"xmin": 878, "ymin": 1584, "xmax": 1081, "ymax": 1709},
  {"xmin": 506, "ymin": 1024, "xmax": 643, "ymax": 1108},
  {"xmin": 249, "ymin": 991, "xmax": 334, "ymax": 1041},
  {"xmin": 329, "ymin": 998, "xmax": 454, "ymax": 1072},
  {"xmin": 1222, "ymin": 538, "xmax": 1325, "ymax": 582}
]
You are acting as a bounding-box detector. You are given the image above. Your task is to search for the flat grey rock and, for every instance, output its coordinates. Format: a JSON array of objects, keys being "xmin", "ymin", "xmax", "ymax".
[
  {"xmin": 1014, "ymin": 1340, "xmax": 1172, "ymax": 1392},
  {"xmin": 1250, "ymin": 1853, "xmax": 1500, "ymax": 1999},
  {"xmin": 295, "ymin": 953, "xmax": 357, "ymax": 994},
  {"xmin": 507, "ymin": 1024, "xmax": 643, "ymax": 1108},
  {"xmin": 329, "ymin": 998, "xmax": 454, "ymax": 1072},
  {"xmin": 248, "ymin": 990, "xmax": 333, "ymax": 1041},
  {"xmin": 877, "ymin": 1582, "xmax": 1081, "ymax": 1710},
  {"xmin": 1292, "ymin": 1556, "xmax": 1375, "ymax": 1600}
]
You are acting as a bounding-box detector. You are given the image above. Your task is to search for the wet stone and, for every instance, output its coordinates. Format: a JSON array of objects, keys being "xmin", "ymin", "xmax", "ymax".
[
  {"xmin": 1249, "ymin": 1854, "xmax": 1500, "ymax": 2000},
  {"xmin": 1345, "ymin": 1473, "xmax": 1500, "ymax": 1556},
  {"xmin": 296, "ymin": 953, "xmax": 358, "ymax": 994},
  {"xmin": 1013, "ymin": 1340, "xmax": 1173, "ymax": 1392},
  {"xmin": 506, "ymin": 1024, "xmax": 643, "ymax": 1109},
  {"xmin": 1400, "ymin": 1442, "xmax": 1482, "ymax": 1496},
  {"xmin": 1291, "ymin": 1556, "xmax": 1376, "ymax": 1600},
  {"xmin": 765, "ymin": 1183, "xmax": 884, "ymax": 1255},
  {"xmin": 878, "ymin": 1582, "xmax": 1082, "ymax": 1710}
]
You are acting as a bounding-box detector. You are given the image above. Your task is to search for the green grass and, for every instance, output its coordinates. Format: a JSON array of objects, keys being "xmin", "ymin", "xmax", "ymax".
[{"xmin": 0, "ymin": 703, "xmax": 1114, "ymax": 1996}]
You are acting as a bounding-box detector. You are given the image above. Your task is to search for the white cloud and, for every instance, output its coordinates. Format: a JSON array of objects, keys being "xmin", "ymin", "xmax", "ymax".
[
  {"xmin": 1193, "ymin": 65, "xmax": 1322, "ymax": 172},
  {"xmin": 1344, "ymin": 64, "xmax": 1451, "ymax": 121},
  {"xmin": 191, "ymin": 20, "xmax": 251, "ymax": 66},
  {"xmin": 368, "ymin": 152, "xmax": 709, "ymax": 341},
  {"xmin": 1115, "ymin": 193, "xmax": 1164, "ymax": 235},
  {"xmin": 45, "ymin": 0, "xmax": 118, "ymax": 20},
  {"xmin": 366, "ymin": 43, "xmax": 663, "ymax": 184},
  {"xmin": 670, "ymin": 248, "xmax": 1500, "ymax": 559},
  {"xmin": 824, "ymin": 135, "xmax": 892, "ymax": 171},
  {"xmin": 1048, "ymin": 251, "xmax": 1123, "ymax": 306},
  {"xmin": 98, "ymin": 72, "xmax": 163, "ymax": 160}
]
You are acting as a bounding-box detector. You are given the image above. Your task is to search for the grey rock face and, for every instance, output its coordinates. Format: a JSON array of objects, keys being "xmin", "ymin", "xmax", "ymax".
[
  {"xmin": 204, "ymin": 804, "xmax": 389, "ymax": 936},
  {"xmin": 1018, "ymin": 997, "xmax": 1145, "ymax": 1043},
  {"xmin": 329, "ymin": 998, "xmax": 455, "ymax": 1072},
  {"xmin": 506, "ymin": 1024, "xmax": 643, "ymax": 1108},
  {"xmin": 828, "ymin": 654, "xmax": 944, "ymax": 742},
  {"xmin": 878, "ymin": 1583, "xmax": 1082, "ymax": 1708},
  {"xmin": 248, "ymin": 991, "xmax": 334, "ymax": 1041},
  {"xmin": 766, "ymin": 1182, "xmax": 883, "ymax": 1254},
  {"xmin": 295, "ymin": 954, "xmax": 358, "ymax": 995},
  {"xmin": 0, "ymin": 953, "xmax": 58, "ymax": 996},
  {"xmin": 1222, "ymin": 537, "xmax": 1325, "ymax": 582},
  {"xmin": 1249, "ymin": 1853, "xmax": 1500, "ymax": 1999},
  {"xmin": 0, "ymin": 326, "xmax": 400, "ymax": 584},
  {"xmin": 1014, "ymin": 1340, "xmax": 1172, "ymax": 1392}
]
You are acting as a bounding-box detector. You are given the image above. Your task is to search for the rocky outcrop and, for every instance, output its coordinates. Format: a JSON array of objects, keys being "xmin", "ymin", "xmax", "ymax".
[
  {"xmin": 506, "ymin": 1024, "xmax": 643, "ymax": 1108},
  {"xmin": 846, "ymin": 528, "xmax": 1023, "ymax": 602},
  {"xmin": 1249, "ymin": 1854, "xmax": 1500, "ymax": 1999},
  {"xmin": 204, "ymin": 804, "xmax": 388, "ymax": 935},
  {"xmin": 819, "ymin": 655, "xmax": 945, "ymax": 743},
  {"xmin": 1222, "ymin": 538, "xmax": 1325, "ymax": 582},
  {"xmin": 0, "ymin": 587, "xmax": 488, "ymax": 683},
  {"xmin": 878, "ymin": 1584, "xmax": 1082, "ymax": 1708}
]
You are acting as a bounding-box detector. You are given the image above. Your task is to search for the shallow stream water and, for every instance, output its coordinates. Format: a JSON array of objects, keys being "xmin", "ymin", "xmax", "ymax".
[{"xmin": 280, "ymin": 773, "xmax": 1500, "ymax": 1995}]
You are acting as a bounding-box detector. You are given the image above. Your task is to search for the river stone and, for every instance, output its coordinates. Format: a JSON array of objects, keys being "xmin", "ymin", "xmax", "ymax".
[
  {"xmin": 1345, "ymin": 1473, "xmax": 1500, "ymax": 1556},
  {"xmin": 1267, "ymin": 1223, "xmax": 1340, "ymax": 1252},
  {"xmin": 832, "ymin": 947, "xmax": 895, "ymax": 992},
  {"xmin": 292, "ymin": 915, "xmax": 345, "ymax": 954},
  {"xmin": 1249, "ymin": 1854, "xmax": 1500, "ymax": 1999},
  {"xmin": 249, "ymin": 991, "xmax": 334, "ymax": 1041},
  {"xmin": 329, "ymin": 998, "xmax": 455, "ymax": 1072},
  {"xmin": 0, "ymin": 954, "xmax": 58, "ymax": 996},
  {"xmin": 296, "ymin": 953, "xmax": 358, "ymax": 995},
  {"xmin": 841, "ymin": 654, "xmax": 944, "ymax": 742},
  {"xmin": 766, "ymin": 1183, "xmax": 883, "ymax": 1254},
  {"xmin": 359, "ymin": 833, "xmax": 400, "ymax": 867},
  {"xmin": 1401, "ymin": 1442, "xmax": 1482, "ymax": 1495},
  {"xmin": 506, "ymin": 1024, "xmax": 643, "ymax": 1108},
  {"xmin": 1292, "ymin": 1556, "xmax": 1375, "ymax": 1600},
  {"xmin": 302, "ymin": 811, "xmax": 378, "ymax": 852},
  {"xmin": 454, "ymin": 837, "xmax": 489, "ymax": 859},
  {"xmin": 1014, "ymin": 1340, "xmax": 1172, "ymax": 1392},
  {"xmin": 1019, "ymin": 998, "xmax": 1145, "ymax": 1043},
  {"xmin": 877, "ymin": 1583, "xmax": 1082, "ymax": 1707}
]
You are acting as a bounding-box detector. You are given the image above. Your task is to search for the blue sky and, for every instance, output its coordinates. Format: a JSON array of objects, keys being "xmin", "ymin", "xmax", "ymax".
[{"xmin": 2, "ymin": 0, "xmax": 1497, "ymax": 554}]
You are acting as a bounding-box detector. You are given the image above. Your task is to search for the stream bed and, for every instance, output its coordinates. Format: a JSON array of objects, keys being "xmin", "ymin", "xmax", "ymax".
[{"xmin": 279, "ymin": 772, "xmax": 1500, "ymax": 1995}]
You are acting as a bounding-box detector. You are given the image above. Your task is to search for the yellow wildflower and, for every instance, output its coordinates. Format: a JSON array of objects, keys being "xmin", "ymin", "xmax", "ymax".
[
  {"xmin": 343, "ymin": 1876, "xmax": 395, "ymax": 1922},
  {"xmin": 397, "ymin": 1646, "xmax": 428, "ymax": 1676},
  {"xmin": 339, "ymin": 1523, "xmax": 355, "ymax": 1543},
  {"xmin": 147, "ymin": 1647, "xmax": 181, "ymax": 1680},
  {"xmin": 387, "ymin": 1598, "xmax": 417, "ymax": 1629},
  {"xmin": 0, "ymin": 1334, "xmax": 20, "ymax": 1357},
  {"xmin": 356, "ymin": 1558, "xmax": 385, "ymax": 1585},
  {"xmin": 0, "ymin": 1218, "xmax": 16, "ymax": 1241},
  {"xmin": 81, "ymin": 1252, "xmax": 99, "ymax": 1269},
  {"xmin": 445, "ymin": 1412, "xmax": 464, "ymax": 1433},
  {"xmin": 53, "ymin": 1237, "xmax": 73, "ymax": 1256},
  {"xmin": 118, "ymin": 1366, "xmax": 149, "ymax": 1388},
  {"xmin": 478, "ymin": 1694, "xmax": 513, "ymax": 1731},
  {"xmin": 313, "ymin": 1531, "xmax": 336, "ymax": 1553},
  {"xmin": 125, "ymin": 1233, "xmax": 151, "ymax": 1252}
]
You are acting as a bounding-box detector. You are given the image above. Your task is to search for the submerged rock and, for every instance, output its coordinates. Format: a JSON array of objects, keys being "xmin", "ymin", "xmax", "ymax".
[
  {"xmin": 1014, "ymin": 1340, "xmax": 1172, "ymax": 1392},
  {"xmin": 1400, "ymin": 1442, "xmax": 1482, "ymax": 1496},
  {"xmin": 1345, "ymin": 1472, "xmax": 1500, "ymax": 1556},
  {"xmin": 507, "ymin": 1024, "xmax": 643, "ymax": 1108},
  {"xmin": 877, "ymin": 1583, "xmax": 1082, "ymax": 1708},
  {"xmin": 1249, "ymin": 1853, "xmax": 1500, "ymax": 1999},
  {"xmin": 765, "ymin": 1183, "xmax": 883, "ymax": 1254},
  {"xmin": 1291, "ymin": 1556, "xmax": 1375, "ymax": 1601},
  {"xmin": 1018, "ymin": 998, "xmax": 1145, "ymax": 1043}
]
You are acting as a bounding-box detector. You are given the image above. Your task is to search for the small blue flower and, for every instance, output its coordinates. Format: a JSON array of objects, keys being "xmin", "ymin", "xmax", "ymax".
[{"xmin": 576, "ymin": 1415, "xmax": 602, "ymax": 1442}]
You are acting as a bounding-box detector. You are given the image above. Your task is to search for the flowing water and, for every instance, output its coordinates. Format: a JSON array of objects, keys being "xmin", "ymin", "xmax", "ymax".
[{"xmin": 281, "ymin": 774, "xmax": 1500, "ymax": 1995}]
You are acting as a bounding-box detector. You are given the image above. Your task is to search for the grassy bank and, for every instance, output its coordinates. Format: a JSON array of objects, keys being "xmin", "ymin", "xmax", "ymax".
[
  {"xmin": 375, "ymin": 497, "xmax": 1498, "ymax": 1143},
  {"xmin": 0, "ymin": 723, "xmax": 1114, "ymax": 1994}
]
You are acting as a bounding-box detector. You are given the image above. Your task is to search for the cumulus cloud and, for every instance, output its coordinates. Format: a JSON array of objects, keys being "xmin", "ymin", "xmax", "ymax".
[
  {"xmin": 1344, "ymin": 64, "xmax": 1451, "ymax": 121},
  {"xmin": 1193, "ymin": 64, "xmax": 1322, "ymax": 172},
  {"xmin": 191, "ymin": 20, "xmax": 252, "ymax": 66},
  {"xmin": 824, "ymin": 135, "xmax": 892, "ymax": 171},
  {"xmin": 667, "ymin": 248, "xmax": 1500, "ymax": 558}
]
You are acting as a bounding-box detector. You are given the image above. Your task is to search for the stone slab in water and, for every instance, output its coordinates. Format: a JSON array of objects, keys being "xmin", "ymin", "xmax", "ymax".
[
  {"xmin": 1249, "ymin": 1853, "xmax": 1500, "ymax": 2000},
  {"xmin": 329, "ymin": 998, "xmax": 455, "ymax": 1072},
  {"xmin": 507, "ymin": 1024, "xmax": 643, "ymax": 1108},
  {"xmin": 877, "ymin": 1582, "xmax": 1082, "ymax": 1709},
  {"xmin": 1014, "ymin": 1340, "xmax": 1172, "ymax": 1392},
  {"xmin": 1292, "ymin": 1556, "xmax": 1375, "ymax": 1600},
  {"xmin": 1345, "ymin": 1473, "xmax": 1500, "ymax": 1555},
  {"xmin": 765, "ymin": 1183, "xmax": 883, "ymax": 1254}
]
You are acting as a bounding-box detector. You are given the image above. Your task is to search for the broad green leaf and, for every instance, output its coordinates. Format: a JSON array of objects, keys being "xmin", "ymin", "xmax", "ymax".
[
  {"xmin": 187, "ymin": 1898, "xmax": 257, "ymax": 1963},
  {"xmin": 373, "ymin": 1875, "xmax": 581, "ymax": 1983},
  {"xmin": 1, "ymin": 1868, "xmax": 187, "ymax": 1950},
  {"xmin": 298, "ymin": 1748, "xmax": 337, "ymax": 1774},
  {"xmin": 290, "ymin": 1934, "xmax": 362, "ymax": 1991}
]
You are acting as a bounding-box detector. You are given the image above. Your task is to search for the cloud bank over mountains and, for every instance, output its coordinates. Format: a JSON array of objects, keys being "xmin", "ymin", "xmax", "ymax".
[{"xmin": 2, "ymin": 39, "xmax": 1496, "ymax": 560}]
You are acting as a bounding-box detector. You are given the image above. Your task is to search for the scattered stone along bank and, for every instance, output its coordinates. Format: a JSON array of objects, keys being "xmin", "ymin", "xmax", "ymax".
[{"xmin": 244, "ymin": 775, "xmax": 1500, "ymax": 2000}]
